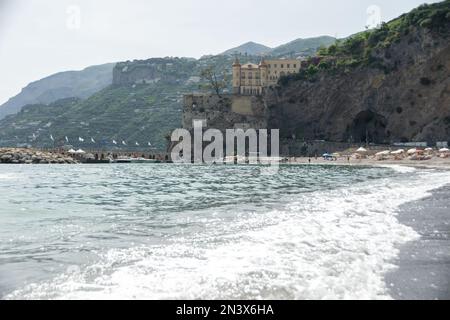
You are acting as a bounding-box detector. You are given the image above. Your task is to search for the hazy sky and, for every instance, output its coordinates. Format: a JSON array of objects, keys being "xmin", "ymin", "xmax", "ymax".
[{"xmin": 0, "ymin": 0, "xmax": 441, "ymax": 105}]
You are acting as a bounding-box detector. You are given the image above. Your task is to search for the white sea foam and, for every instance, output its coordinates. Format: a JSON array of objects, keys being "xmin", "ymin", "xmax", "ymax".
[
  {"xmin": 0, "ymin": 173, "xmax": 14, "ymax": 180},
  {"xmin": 376, "ymin": 165, "xmax": 417, "ymax": 174},
  {"xmin": 5, "ymin": 169, "xmax": 450, "ymax": 300}
]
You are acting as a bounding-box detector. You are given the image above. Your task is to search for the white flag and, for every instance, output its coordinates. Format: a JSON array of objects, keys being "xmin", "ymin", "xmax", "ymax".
[
  {"xmin": 91, "ymin": 137, "xmax": 96, "ymax": 143},
  {"xmin": 112, "ymin": 140, "xmax": 117, "ymax": 145},
  {"xmin": 50, "ymin": 134, "xmax": 54, "ymax": 141},
  {"xmin": 65, "ymin": 136, "xmax": 69, "ymax": 143},
  {"xmin": 79, "ymin": 137, "xmax": 84, "ymax": 142},
  {"xmin": 122, "ymin": 141, "xmax": 127, "ymax": 146},
  {"xmin": 33, "ymin": 133, "xmax": 36, "ymax": 140},
  {"xmin": 135, "ymin": 142, "xmax": 140, "ymax": 146},
  {"xmin": 148, "ymin": 142, "xmax": 152, "ymax": 146}
]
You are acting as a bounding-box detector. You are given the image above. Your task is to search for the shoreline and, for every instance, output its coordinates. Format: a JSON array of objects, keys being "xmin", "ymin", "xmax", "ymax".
[
  {"xmin": 385, "ymin": 185, "xmax": 450, "ymax": 300},
  {"xmin": 282, "ymin": 157, "xmax": 450, "ymax": 170}
]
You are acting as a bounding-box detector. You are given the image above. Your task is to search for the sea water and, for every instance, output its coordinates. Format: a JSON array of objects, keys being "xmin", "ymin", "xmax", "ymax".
[{"xmin": 0, "ymin": 164, "xmax": 449, "ymax": 300}]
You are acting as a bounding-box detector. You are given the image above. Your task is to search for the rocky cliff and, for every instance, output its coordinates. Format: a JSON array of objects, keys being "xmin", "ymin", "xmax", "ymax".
[{"xmin": 266, "ymin": 2, "xmax": 450, "ymax": 145}]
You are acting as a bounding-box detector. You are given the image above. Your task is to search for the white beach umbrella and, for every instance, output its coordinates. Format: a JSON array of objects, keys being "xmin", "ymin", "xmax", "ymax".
[
  {"xmin": 356, "ymin": 147, "xmax": 367, "ymax": 153},
  {"xmin": 376, "ymin": 150, "xmax": 390, "ymax": 156},
  {"xmin": 407, "ymin": 148, "xmax": 417, "ymax": 155},
  {"xmin": 425, "ymin": 148, "xmax": 433, "ymax": 151},
  {"xmin": 68, "ymin": 149, "xmax": 77, "ymax": 153},
  {"xmin": 439, "ymin": 148, "xmax": 450, "ymax": 153},
  {"xmin": 391, "ymin": 149, "xmax": 405, "ymax": 155},
  {"xmin": 76, "ymin": 149, "xmax": 86, "ymax": 154}
]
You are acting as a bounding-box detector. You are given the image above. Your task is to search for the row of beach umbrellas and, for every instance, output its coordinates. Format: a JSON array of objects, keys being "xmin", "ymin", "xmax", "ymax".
[
  {"xmin": 357, "ymin": 147, "xmax": 450, "ymax": 156},
  {"xmin": 36, "ymin": 134, "xmax": 153, "ymax": 147},
  {"xmin": 67, "ymin": 149, "xmax": 86, "ymax": 154}
]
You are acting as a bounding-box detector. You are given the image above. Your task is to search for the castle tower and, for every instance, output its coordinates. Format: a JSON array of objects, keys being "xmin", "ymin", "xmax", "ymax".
[{"xmin": 232, "ymin": 57, "xmax": 241, "ymax": 94}]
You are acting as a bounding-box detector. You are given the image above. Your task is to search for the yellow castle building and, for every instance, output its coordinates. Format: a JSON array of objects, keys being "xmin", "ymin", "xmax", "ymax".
[{"xmin": 232, "ymin": 57, "xmax": 301, "ymax": 95}]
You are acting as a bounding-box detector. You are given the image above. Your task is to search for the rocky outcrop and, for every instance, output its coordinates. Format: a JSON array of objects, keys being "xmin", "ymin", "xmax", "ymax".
[
  {"xmin": 0, "ymin": 148, "xmax": 79, "ymax": 164},
  {"xmin": 182, "ymin": 94, "xmax": 268, "ymax": 131},
  {"xmin": 266, "ymin": 25, "xmax": 450, "ymax": 145}
]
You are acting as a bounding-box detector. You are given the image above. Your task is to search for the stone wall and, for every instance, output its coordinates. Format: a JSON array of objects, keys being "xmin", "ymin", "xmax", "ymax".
[{"xmin": 182, "ymin": 94, "xmax": 268, "ymax": 131}]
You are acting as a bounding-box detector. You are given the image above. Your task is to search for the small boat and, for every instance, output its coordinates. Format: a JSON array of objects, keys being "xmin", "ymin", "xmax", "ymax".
[
  {"xmin": 84, "ymin": 159, "xmax": 111, "ymax": 164},
  {"xmin": 114, "ymin": 157, "xmax": 159, "ymax": 164},
  {"xmin": 129, "ymin": 158, "xmax": 159, "ymax": 164}
]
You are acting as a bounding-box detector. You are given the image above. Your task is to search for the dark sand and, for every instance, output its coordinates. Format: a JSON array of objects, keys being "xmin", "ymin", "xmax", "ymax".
[{"xmin": 386, "ymin": 185, "xmax": 450, "ymax": 300}]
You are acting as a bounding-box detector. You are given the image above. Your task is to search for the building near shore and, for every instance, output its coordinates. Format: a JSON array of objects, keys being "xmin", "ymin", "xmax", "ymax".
[{"xmin": 232, "ymin": 57, "xmax": 301, "ymax": 95}]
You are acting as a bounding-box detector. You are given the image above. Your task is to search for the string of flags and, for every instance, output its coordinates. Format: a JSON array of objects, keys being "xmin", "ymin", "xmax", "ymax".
[{"xmin": 39, "ymin": 134, "xmax": 154, "ymax": 148}]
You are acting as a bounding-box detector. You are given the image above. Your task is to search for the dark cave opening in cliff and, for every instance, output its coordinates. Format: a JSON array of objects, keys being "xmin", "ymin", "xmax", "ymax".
[{"xmin": 348, "ymin": 110, "xmax": 388, "ymax": 144}]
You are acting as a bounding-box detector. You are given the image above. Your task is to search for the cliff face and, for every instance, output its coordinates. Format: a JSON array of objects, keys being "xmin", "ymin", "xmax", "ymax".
[{"xmin": 266, "ymin": 26, "xmax": 450, "ymax": 145}]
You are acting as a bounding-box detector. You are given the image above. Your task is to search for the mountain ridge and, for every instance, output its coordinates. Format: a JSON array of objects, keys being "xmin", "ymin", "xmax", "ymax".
[
  {"xmin": 221, "ymin": 36, "xmax": 337, "ymax": 57},
  {"xmin": 0, "ymin": 63, "xmax": 115, "ymax": 120}
]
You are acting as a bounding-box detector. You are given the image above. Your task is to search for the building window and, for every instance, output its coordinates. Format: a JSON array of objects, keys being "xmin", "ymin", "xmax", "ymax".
[
  {"xmin": 274, "ymin": 64, "xmax": 277, "ymax": 68},
  {"xmin": 281, "ymin": 64, "xmax": 284, "ymax": 68},
  {"xmin": 294, "ymin": 64, "xmax": 297, "ymax": 68},
  {"xmin": 287, "ymin": 64, "xmax": 290, "ymax": 68},
  {"xmin": 268, "ymin": 64, "xmax": 271, "ymax": 68}
]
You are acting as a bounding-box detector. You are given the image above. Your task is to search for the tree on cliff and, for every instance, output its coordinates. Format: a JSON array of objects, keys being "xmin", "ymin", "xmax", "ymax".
[{"xmin": 199, "ymin": 67, "xmax": 228, "ymax": 97}]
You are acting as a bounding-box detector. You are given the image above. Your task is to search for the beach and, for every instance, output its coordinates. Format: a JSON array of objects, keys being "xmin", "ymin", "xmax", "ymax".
[
  {"xmin": 386, "ymin": 185, "xmax": 450, "ymax": 300},
  {"xmin": 287, "ymin": 156, "xmax": 450, "ymax": 170}
]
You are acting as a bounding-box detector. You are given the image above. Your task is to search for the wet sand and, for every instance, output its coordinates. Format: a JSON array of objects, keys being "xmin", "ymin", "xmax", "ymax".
[{"xmin": 385, "ymin": 185, "xmax": 450, "ymax": 300}]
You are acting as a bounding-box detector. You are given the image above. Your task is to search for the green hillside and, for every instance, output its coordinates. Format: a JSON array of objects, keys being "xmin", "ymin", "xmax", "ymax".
[
  {"xmin": 270, "ymin": 36, "xmax": 337, "ymax": 57},
  {"xmin": 280, "ymin": 0, "xmax": 450, "ymax": 84}
]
